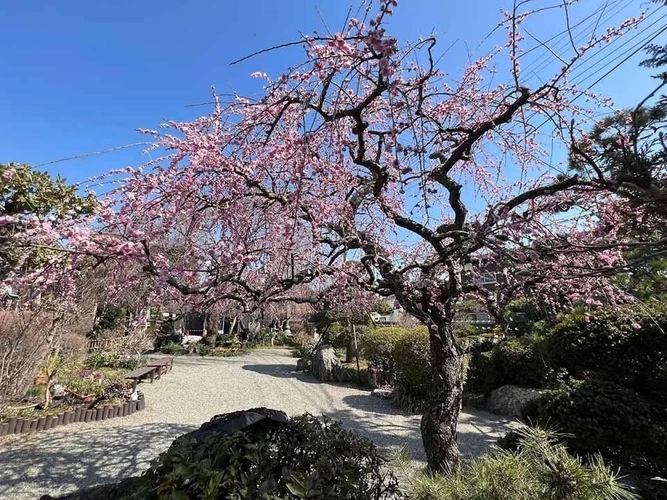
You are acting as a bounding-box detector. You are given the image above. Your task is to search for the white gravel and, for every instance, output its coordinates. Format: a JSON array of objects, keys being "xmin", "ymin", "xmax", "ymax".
[{"xmin": 0, "ymin": 349, "xmax": 516, "ymax": 500}]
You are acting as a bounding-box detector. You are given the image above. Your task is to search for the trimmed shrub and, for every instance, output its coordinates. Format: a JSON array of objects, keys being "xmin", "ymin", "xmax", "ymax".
[
  {"xmin": 392, "ymin": 327, "xmax": 431, "ymax": 412},
  {"xmin": 130, "ymin": 413, "xmax": 401, "ymax": 500},
  {"xmin": 467, "ymin": 338, "xmax": 550, "ymax": 394},
  {"xmin": 194, "ymin": 342, "xmax": 212, "ymax": 356},
  {"xmin": 545, "ymin": 308, "xmax": 667, "ymax": 403},
  {"xmin": 159, "ymin": 342, "xmax": 184, "ymax": 355},
  {"xmin": 363, "ymin": 327, "xmax": 408, "ymax": 360},
  {"xmin": 526, "ymin": 379, "xmax": 667, "ymax": 469},
  {"xmin": 401, "ymin": 426, "xmax": 637, "ymax": 500},
  {"xmin": 363, "ymin": 327, "xmax": 407, "ymax": 383}
]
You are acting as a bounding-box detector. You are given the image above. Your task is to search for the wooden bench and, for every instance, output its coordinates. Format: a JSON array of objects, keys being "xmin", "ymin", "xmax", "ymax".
[
  {"xmin": 147, "ymin": 357, "xmax": 174, "ymax": 376},
  {"xmin": 125, "ymin": 366, "xmax": 159, "ymax": 391}
]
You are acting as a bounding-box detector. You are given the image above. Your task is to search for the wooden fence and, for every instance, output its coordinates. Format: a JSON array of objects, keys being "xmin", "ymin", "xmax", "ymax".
[{"xmin": 87, "ymin": 338, "xmax": 117, "ymax": 352}]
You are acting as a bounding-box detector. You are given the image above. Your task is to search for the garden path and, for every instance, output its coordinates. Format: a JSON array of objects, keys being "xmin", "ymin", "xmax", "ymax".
[{"xmin": 0, "ymin": 348, "xmax": 516, "ymax": 500}]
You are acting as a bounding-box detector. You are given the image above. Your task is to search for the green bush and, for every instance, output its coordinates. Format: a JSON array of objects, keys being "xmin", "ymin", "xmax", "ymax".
[
  {"xmin": 84, "ymin": 351, "xmax": 142, "ymax": 370},
  {"xmin": 309, "ymin": 310, "xmax": 346, "ymax": 345},
  {"xmin": 401, "ymin": 426, "xmax": 637, "ymax": 500},
  {"xmin": 526, "ymin": 379, "xmax": 667, "ymax": 469},
  {"xmin": 545, "ymin": 308, "xmax": 667, "ymax": 403},
  {"xmin": 209, "ymin": 346, "xmax": 246, "ymax": 357},
  {"xmin": 194, "ymin": 342, "xmax": 212, "ymax": 356},
  {"xmin": 61, "ymin": 370, "xmax": 106, "ymax": 397},
  {"xmin": 160, "ymin": 342, "xmax": 184, "ymax": 355},
  {"xmin": 504, "ymin": 298, "xmax": 553, "ymax": 337},
  {"xmin": 453, "ymin": 321, "xmax": 484, "ymax": 338},
  {"xmin": 130, "ymin": 413, "xmax": 401, "ymax": 500},
  {"xmin": 91, "ymin": 304, "xmax": 126, "ymax": 337},
  {"xmin": 467, "ymin": 338, "xmax": 549, "ymax": 394},
  {"xmin": 363, "ymin": 327, "xmax": 407, "ymax": 383},
  {"xmin": 341, "ymin": 363, "xmax": 371, "ymax": 387},
  {"xmin": 392, "ymin": 327, "xmax": 431, "ymax": 412},
  {"xmin": 84, "ymin": 351, "xmax": 118, "ymax": 369}
]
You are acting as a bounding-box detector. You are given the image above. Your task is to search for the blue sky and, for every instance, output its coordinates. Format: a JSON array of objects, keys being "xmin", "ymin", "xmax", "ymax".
[{"xmin": 1, "ymin": 0, "xmax": 664, "ymax": 187}]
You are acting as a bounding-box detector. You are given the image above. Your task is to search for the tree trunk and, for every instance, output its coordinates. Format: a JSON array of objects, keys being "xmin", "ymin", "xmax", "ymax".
[
  {"xmin": 420, "ymin": 315, "xmax": 464, "ymax": 471},
  {"xmin": 345, "ymin": 339, "xmax": 356, "ymax": 363},
  {"xmin": 204, "ymin": 310, "xmax": 221, "ymax": 346}
]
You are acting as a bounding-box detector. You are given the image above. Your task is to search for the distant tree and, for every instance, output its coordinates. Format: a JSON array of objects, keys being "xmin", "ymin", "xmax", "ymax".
[{"xmin": 569, "ymin": 44, "xmax": 667, "ymax": 301}]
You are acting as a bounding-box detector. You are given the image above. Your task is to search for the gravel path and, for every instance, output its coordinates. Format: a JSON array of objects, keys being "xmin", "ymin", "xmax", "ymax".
[{"xmin": 0, "ymin": 349, "xmax": 515, "ymax": 500}]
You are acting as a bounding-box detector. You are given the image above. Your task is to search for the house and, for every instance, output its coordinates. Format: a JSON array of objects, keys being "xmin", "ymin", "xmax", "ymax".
[{"xmin": 369, "ymin": 308, "xmax": 403, "ymax": 325}]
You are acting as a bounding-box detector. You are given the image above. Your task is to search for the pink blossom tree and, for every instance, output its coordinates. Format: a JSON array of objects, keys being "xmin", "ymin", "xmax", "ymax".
[{"xmin": 7, "ymin": 0, "xmax": 653, "ymax": 470}]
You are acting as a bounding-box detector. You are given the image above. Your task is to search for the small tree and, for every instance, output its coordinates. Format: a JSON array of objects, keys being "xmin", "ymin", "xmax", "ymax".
[
  {"xmin": 0, "ymin": 309, "xmax": 56, "ymax": 414},
  {"xmin": 569, "ymin": 45, "xmax": 667, "ymax": 301},
  {"xmin": 0, "ymin": 162, "xmax": 96, "ymax": 284}
]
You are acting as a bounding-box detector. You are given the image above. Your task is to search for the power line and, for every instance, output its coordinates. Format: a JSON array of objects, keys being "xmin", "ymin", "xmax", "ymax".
[
  {"xmin": 574, "ymin": 16, "xmax": 667, "ymax": 89},
  {"xmin": 523, "ymin": 13, "xmax": 667, "ymax": 139},
  {"xmin": 33, "ymin": 142, "xmax": 151, "ymax": 168},
  {"xmin": 568, "ymin": 9, "xmax": 666, "ymax": 86},
  {"xmin": 521, "ymin": 0, "xmax": 634, "ymax": 79}
]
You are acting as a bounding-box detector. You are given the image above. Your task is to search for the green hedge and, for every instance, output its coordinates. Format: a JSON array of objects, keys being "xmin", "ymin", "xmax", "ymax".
[
  {"xmin": 468, "ymin": 306, "xmax": 667, "ymax": 402},
  {"xmin": 525, "ymin": 379, "xmax": 667, "ymax": 469},
  {"xmin": 545, "ymin": 308, "xmax": 667, "ymax": 403},
  {"xmin": 392, "ymin": 327, "xmax": 432, "ymax": 412},
  {"xmin": 362, "ymin": 327, "xmax": 407, "ymax": 383},
  {"xmin": 467, "ymin": 338, "xmax": 550, "ymax": 394}
]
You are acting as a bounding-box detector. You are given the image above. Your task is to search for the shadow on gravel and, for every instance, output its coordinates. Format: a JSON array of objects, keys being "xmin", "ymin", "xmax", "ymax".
[
  {"xmin": 241, "ymin": 363, "xmax": 322, "ymax": 383},
  {"xmin": 342, "ymin": 394, "xmax": 411, "ymax": 416},
  {"xmin": 336, "ymin": 394, "xmax": 515, "ymax": 462},
  {"xmin": 0, "ymin": 423, "xmax": 194, "ymax": 499},
  {"xmin": 456, "ymin": 409, "xmax": 516, "ymax": 458},
  {"xmin": 328, "ymin": 404, "xmax": 424, "ymax": 462}
]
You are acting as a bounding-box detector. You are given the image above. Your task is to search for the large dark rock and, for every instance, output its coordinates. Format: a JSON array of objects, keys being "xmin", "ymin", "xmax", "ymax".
[
  {"xmin": 296, "ymin": 357, "xmax": 311, "ymax": 372},
  {"xmin": 485, "ymin": 384, "xmax": 547, "ymax": 418},
  {"xmin": 179, "ymin": 407, "xmax": 288, "ymax": 443},
  {"xmin": 311, "ymin": 345, "xmax": 349, "ymax": 382}
]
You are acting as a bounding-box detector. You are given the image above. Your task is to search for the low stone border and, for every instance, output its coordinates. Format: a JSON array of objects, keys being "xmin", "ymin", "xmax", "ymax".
[{"xmin": 0, "ymin": 393, "xmax": 146, "ymax": 437}]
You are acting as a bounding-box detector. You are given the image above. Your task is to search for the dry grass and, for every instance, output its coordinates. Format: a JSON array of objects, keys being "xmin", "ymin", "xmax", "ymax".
[{"xmin": 0, "ymin": 310, "xmax": 55, "ymax": 414}]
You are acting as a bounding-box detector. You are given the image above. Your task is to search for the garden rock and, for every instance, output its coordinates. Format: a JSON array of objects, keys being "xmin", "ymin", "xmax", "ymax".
[
  {"xmin": 485, "ymin": 384, "xmax": 547, "ymax": 418},
  {"xmin": 296, "ymin": 357, "xmax": 311, "ymax": 372},
  {"xmin": 179, "ymin": 407, "xmax": 289, "ymax": 443},
  {"xmin": 311, "ymin": 345, "xmax": 348, "ymax": 382}
]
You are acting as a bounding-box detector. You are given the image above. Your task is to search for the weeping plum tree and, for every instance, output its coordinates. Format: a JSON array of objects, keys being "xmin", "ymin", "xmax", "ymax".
[{"xmin": 8, "ymin": 1, "xmax": 654, "ymax": 471}]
